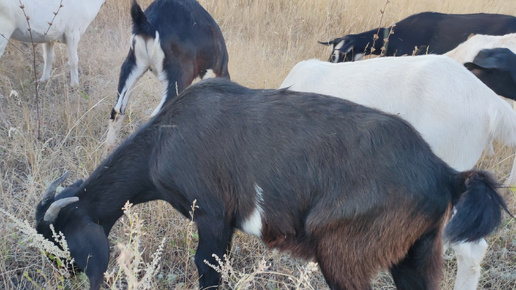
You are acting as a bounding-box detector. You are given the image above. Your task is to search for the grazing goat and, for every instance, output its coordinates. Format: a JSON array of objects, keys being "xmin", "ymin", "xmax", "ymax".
[
  {"xmin": 0, "ymin": 0, "xmax": 105, "ymax": 86},
  {"xmin": 279, "ymin": 55, "xmax": 516, "ymax": 290},
  {"xmin": 319, "ymin": 12, "xmax": 516, "ymax": 63},
  {"xmin": 107, "ymin": 0, "xmax": 230, "ymax": 150},
  {"xmin": 35, "ymin": 79, "xmax": 509, "ymax": 290},
  {"xmin": 465, "ymin": 48, "xmax": 516, "ymax": 102},
  {"xmin": 444, "ymin": 34, "xmax": 516, "ymax": 101}
]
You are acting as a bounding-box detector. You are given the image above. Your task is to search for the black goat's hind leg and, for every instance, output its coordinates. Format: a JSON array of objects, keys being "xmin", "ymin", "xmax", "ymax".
[
  {"xmin": 390, "ymin": 228, "xmax": 443, "ymax": 290},
  {"xmin": 194, "ymin": 217, "xmax": 234, "ymax": 289},
  {"xmin": 314, "ymin": 228, "xmax": 374, "ymax": 290}
]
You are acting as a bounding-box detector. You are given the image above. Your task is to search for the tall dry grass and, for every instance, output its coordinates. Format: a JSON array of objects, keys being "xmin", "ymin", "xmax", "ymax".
[{"xmin": 0, "ymin": 0, "xmax": 515, "ymax": 289}]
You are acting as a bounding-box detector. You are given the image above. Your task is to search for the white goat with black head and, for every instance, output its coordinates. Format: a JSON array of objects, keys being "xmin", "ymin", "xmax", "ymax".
[
  {"xmin": 445, "ymin": 33, "xmax": 516, "ymax": 64},
  {"xmin": 445, "ymin": 33, "xmax": 516, "ymax": 101},
  {"xmin": 0, "ymin": 0, "xmax": 105, "ymax": 86},
  {"xmin": 36, "ymin": 79, "xmax": 509, "ymax": 290},
  {"xmin": 280, "ymin": 55, "xmax": 516, "ymax": 290}
]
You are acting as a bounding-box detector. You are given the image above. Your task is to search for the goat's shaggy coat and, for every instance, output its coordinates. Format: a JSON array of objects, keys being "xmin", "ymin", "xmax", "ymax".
[{"xmin": 36, "ymin": 79, "xmax": 508, "ymax": 290}]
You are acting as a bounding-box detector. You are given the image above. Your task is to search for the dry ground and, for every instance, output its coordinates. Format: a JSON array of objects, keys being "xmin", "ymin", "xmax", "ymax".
[{"xmin": 0, "ymin": 0, "xmax": 515, "ymax": 289}]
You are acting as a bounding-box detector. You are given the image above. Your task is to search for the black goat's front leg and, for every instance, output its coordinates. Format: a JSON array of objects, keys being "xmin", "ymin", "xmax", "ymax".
[{"xmin": 194, "ymin": 217, "xmax": 234, "ymax": 289}]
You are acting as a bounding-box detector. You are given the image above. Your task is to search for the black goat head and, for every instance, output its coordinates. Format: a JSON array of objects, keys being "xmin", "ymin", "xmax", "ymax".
[{"xmin": 35, "ymin": 172, "xmax": 109, "ymax": 290}]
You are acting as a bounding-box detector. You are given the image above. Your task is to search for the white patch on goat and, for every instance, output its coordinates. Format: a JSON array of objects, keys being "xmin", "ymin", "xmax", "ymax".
[
  {"xmin": 203, "ymin": 69, "xmax": 216, "ymax": 79},
  {"xmin": 331, "ymin": 40, "xmax": 346, "ymax": 63},
  {"xmin": 115, "ymin": 32, "xmax": 166, "ymax": 116},
  {"xmin": 129, "ymin": 34, "xmax": 135, "ymax": 51},
  {"xmin": 241, "ymin": 184, "xmax": 264, "ymax": 237},
  {"xmin": 331, "ymin": 51, "xmax": 340, "ymax": 63},
  {"xmin": 353, "ymin": 53, "xmax": 364, "ymax": 61},
  {"xmin": 192, "ymin": 69, "xmax": 215, "ymax": 85},
  {"xmin": 334, "ymin": 40, "xmax": 345, "ymax": 50}
]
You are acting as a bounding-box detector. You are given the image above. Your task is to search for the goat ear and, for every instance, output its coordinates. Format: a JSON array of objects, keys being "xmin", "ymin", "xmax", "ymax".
[
  {"xmin": 472, "ymin": 50, "xmax": 508, "ymax": 70},
  {"xmin": 63, "ymin": 218, "xmax": 109, "ymax": 288}
]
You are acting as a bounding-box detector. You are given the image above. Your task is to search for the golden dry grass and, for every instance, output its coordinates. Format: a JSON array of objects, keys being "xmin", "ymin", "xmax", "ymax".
[{"xmin": 0, "ymin": 0, "xmax": 515, "ymax": 289}]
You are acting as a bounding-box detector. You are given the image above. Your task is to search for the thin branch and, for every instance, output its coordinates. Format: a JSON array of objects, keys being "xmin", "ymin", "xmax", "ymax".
[
  {"xmin": 14, "ymin": 0, "xmax": 65, "ymax": 141},
  {"xmin": 370, "ymin": 0, "xmax": 391, "ymax": 55},
  {"xmin": 17, "ymin": 0, "xmax": 41, "ymax": 140},
  {"xmin": 44, "ymin": 0, "xmax": 64, "ymax": 37}
]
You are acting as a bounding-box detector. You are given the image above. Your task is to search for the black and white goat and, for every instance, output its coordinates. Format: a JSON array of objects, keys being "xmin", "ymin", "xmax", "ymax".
[
  {"xmin": 0, "ymin": 0, "xmax": 105, "ymax": 86},
  {"xmin": 279, "ymin": 55, "xmax": 516, "ymax": 290},
  {"xmin": 36, "ymin": 79, "xmax": 509, "ymax": 290},
  {"xmin": 107, "ymin": 0, "xmax": 230, "ymax": 150},
  {"xmin": 320, "ymin": 12, "xmax": 516, "ymax": 63}
]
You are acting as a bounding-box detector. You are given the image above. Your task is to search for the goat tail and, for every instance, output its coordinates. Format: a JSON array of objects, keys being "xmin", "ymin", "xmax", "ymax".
[
  {"xmin": 131, "ymin": 0, "xmax": 143, "ymax": 20},
  {"xmin": 445, "ymin": 171, "xmax": 512, "ymax": 243},
  {"xmin": 131, "ymin": 0, "xmax": 155, "ymax": 37}
]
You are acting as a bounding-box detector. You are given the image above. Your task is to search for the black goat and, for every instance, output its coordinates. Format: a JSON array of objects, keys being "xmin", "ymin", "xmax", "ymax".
[
  {"xmin": 107, "ymin": 0, "xmax": 230, "ymax": 149},
  {"xmin": 465, "ymin": 48, "xmax": 516, "ymax": 101},
  {"xmin": 36, "ymin": 79, "xmax": 509, "ymax": 290},
  {"xmin": 320, "ymin": 11, "xmax": 516, "ymax": 62}
]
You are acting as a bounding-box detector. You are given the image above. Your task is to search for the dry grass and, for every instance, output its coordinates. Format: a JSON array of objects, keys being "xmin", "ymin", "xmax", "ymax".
[{"xmin": 0, "ymin": 0, "xmax": 515, "ymax": 289}]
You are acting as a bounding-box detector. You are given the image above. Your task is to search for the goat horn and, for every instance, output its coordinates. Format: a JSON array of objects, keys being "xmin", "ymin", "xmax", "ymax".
[
  {"xmin": 42, "ymin": 171, "xmax": 71, "ymax": 204},
  {"xmin": 43, "ymin": 197, "xmax": 79, "ymax": 223}
]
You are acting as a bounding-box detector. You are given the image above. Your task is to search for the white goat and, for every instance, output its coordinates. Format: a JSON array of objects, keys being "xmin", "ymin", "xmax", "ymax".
[
  {"xmin": 0, "ymin": 0, "xmax": 105, "ymax": 86},
  {"xmin": 445, "ymin": 33, "xmax": 516, "ymax": 64},
  {"xmin": 280, "ymin": 55, "xmax": 516, "ymax": 290}
]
